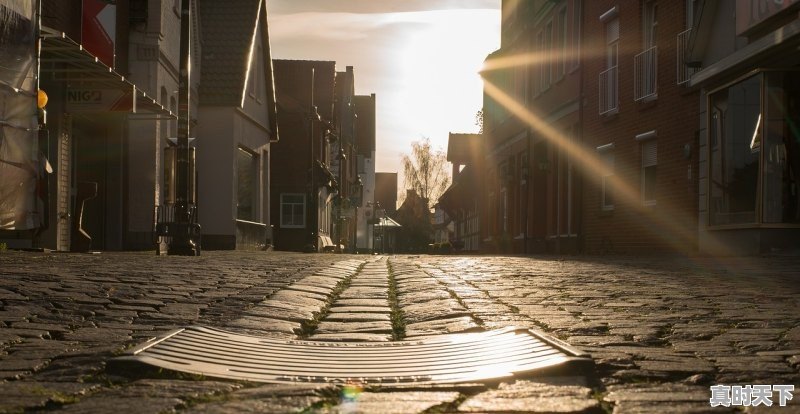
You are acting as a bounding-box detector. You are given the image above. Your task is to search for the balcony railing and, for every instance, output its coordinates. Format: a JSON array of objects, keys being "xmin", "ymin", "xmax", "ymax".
[
  {"xmin": 599, "ymin": 65, "xmax": 618, "ymax": 115},
  {"xmin": 634, "ymin": 46, "xmax": 657, "ymax": 101},
  {"xmin": 677, "ymin": 29, "xmax": 700, "ymax": 85}
]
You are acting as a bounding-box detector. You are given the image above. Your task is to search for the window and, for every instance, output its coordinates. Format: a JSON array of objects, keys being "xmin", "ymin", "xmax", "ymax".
[
  {"xmin": 571, "ymin": 0, "xmax": 582, "ymax": 70},
  {"xmin": 643, "ymin": 1, "xmax": 657, "ymax": 49},
  {"xmin": 557, "ymin": 6, "xmax": 568, "ymax": 78},
  {"xmin": 635, "ymin": 1, "xmax": 658, "ymax": 100},
  {"xmin": 641, "ymin": 140, "xmax": 657, "ymax": 206},
  {"xmin": 280, "ymin": 194, "xmax": 306, "ymax": 228},
  {"xmin": 535, "ymin": 30, "xmax": 544, "ymax": 95},
  {"xmin": 598, "ymin": 144, "xmax": 615, "ymax": 210},
  {"xmin": 607, "ymin": 18, "xmax": 619, "ymax": 71},
  {"xmin": 711, "ymin": 71, "xmax": 800, "ymax": 226},
  {"xmin": 544, "ymin": 20, "xmax": 553, "ymax": 89},
  {"xmin": 249, "ymin": 37, "xmax": 264, "ymax": 103},
  {"xmin": 710, "ymin": 75, "xmax": 760, "ymax": 225},
  {"xmin": 237, "ymin": 148, "xmax": 258, "ymax": 221},
  {"xmin": 599, "ymin": 16, "xmax": 619, "ymax": 114},
  {"xmin": 763, "ymin": 72, "xmax": 800, "ymax": 223}
]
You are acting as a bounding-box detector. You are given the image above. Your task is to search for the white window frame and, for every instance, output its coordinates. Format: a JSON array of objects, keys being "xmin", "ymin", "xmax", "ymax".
[{"xmin": 280, "ymin": 193, "xmax": 306, "ymax": 228}]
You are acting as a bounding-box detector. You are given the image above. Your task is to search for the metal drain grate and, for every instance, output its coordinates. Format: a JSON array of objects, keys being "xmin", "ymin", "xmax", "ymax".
[{"xmin": 113, "ymin": 326, "xmax": 593, "ymax": 385}]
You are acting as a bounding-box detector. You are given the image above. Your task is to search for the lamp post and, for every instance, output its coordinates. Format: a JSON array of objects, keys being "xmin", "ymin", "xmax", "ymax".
[
  {"xmin": 351, "ymin": 175, "xmax": 363, "ymax": 253},
  {"xmin": 335, "ymin": 146, "xmax": 346, "ymax": 252},
  {"xmin": 168, "ymin": 0, "xmax": 199, "ymax": 256}
]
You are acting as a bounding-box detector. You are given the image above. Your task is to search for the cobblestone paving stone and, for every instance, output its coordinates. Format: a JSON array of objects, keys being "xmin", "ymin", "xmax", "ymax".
[{"xmin": 0, "ymin": 251, "xmax": 798, "ymax": 413}]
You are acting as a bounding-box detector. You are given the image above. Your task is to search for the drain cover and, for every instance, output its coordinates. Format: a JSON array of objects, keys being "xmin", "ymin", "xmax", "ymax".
[{"xmin": 114, "ymin": 326, "xmax": 593, "ymax": 385}]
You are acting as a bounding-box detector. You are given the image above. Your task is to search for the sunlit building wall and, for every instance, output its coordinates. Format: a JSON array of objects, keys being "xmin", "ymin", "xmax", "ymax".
[
  {"xmin": 481, "ymin": 0, "xmax": 584, "ymax": 254},
  {"xmin": 580, "ymin": 0, "xmax": 699, "ymax": 254},
  {"xmin": 196, "ymin": 0, "xmax": 278, "ymax": 250},
  {"xmin": 30, "ymin": 0, "xmax": 187, "ymax": 251}
]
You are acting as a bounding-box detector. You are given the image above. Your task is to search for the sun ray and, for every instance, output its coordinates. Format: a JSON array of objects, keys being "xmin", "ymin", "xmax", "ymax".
[{"xmin": 481, "ymin": 79, "xmax": 738, "ymax": 256}]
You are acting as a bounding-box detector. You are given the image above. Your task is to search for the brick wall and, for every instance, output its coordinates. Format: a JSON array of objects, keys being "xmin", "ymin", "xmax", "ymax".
[{"xmin": 581, "ymin": 0, "xmax": 700, "ymax": 254}]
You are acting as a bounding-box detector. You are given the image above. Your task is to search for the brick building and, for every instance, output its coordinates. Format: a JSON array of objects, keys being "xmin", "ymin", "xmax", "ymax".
[
  {"xmin": 271, "ymin": 60, "xmax": 338, "ymax": 252},
  {"xmin": 438, "ymin": 133, "xmax": 483, "ymax": 252},
  {"xmin": 482, "ymin": 0, "xmax": 583, "ymax": 253},
  {"xmin": 580, "ymin": 0, "xmax": 699, "ymax": 254}
]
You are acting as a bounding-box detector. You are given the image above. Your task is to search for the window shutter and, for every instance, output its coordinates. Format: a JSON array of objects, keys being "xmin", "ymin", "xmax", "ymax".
[
  {"xmin": 607, "ymin": 18, "xmax": 619, "ymax": 42},
  {"xmin": 642, "ymin": 140, "xmax": 657, "ymax": 167}
]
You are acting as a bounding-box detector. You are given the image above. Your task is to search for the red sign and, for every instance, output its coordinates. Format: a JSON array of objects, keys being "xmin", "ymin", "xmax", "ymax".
[
  {"xmin": 736, "ymin": 0, "xmax": 800, "ymax": 35},
  {"xmin": 82, "ymin": 0, "xmax": 116, "ymax": 67}
]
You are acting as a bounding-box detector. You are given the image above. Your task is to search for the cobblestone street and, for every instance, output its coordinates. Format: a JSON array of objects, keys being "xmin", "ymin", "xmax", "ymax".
[{"xmin": 0, "ymin": 251, "xmax": 798, "ymax": 413}]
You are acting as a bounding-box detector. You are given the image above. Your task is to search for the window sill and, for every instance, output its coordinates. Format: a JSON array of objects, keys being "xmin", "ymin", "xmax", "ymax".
[
  {"xmin": 599, "ymin": 207, "xmax": 615, "ymax": 217},
  {"xmin": 280, "ymin": 224, "xmax": 306, "ymax": 229},
  {"xmin": 600, "ymin": 108, "xmax": 619, "ymax": 118}
]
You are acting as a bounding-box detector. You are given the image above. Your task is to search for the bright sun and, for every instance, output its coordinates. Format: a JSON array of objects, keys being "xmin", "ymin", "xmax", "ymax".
[{"xmin": 390, "ymin": 9, "xmax": 500, "ymax": 149}]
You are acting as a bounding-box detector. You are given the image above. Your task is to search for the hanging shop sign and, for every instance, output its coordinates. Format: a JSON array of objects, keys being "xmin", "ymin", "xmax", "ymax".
[{"xmin": 82, "ymin": 0, "xmax": 116, "ymax": 67}]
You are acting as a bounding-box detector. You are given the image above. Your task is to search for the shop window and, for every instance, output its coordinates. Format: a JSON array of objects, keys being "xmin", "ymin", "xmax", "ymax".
[
  {"xmin": 763, "ymin": 72, "xmax": 800, "ymax": 223},
  {"xmin": 280, "ymin": 193, "xmax": 305, "ymax": 228},
  {"xmin": 709, "ymin": 71, "xmax": 800, "ymax": 226},
  {"xmin": 710, "ymin": 75, "xmax": 760, "ymax": 225}
]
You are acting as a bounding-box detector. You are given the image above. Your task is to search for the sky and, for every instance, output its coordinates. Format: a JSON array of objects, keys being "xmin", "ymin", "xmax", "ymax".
[{"xmin": 266, "ymin": 0, "xmax": 501, "ymax": 179}]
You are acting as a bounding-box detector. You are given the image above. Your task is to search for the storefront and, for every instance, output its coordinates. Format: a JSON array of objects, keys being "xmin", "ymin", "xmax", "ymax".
[
  {"xmin": 690, "ymin": 0, "xmax": 800, "ymax": 254},
  {"xmin": 35, "ymin": 27, "xmax": 173, "ymax": 251}
]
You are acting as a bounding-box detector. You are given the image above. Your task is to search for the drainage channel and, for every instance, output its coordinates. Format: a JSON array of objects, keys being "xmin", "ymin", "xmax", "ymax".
[
  {"xmin": 111, "ymin": 257, "xmax": 595, "ymax": 386},
  {"xmin": 310, "ymin": 257, "xmax": 395, "ymax": 342}
]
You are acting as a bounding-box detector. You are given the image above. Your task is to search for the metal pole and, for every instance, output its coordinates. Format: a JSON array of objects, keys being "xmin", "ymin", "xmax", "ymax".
[
  {"xmin": 168, "ymin": 0, "xmax": 199, "ymax": 255},
  {"xmin": 308, "ymin": 68, "xmax": 316, "ymax": 252}
]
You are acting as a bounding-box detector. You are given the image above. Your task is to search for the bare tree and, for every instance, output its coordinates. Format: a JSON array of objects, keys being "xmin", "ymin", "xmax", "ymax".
[{"xmin": 401, "ymin": 138, "xmax": 450, "ymax": 208}]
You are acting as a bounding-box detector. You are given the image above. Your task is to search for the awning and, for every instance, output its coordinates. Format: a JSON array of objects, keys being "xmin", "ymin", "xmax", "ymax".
[{"xmin": 39, "ymin": 27, "xmax": 175, "ymax": 119}]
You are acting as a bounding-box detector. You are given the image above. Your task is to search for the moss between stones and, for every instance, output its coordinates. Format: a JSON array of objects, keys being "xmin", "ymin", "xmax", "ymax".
[{"xmin": 386, "ymin": 260, "xmax": 406, "ymax": 341}]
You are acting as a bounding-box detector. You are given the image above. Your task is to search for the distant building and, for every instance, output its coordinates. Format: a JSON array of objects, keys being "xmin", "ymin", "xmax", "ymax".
[
  {"xmin": 688, "ymin": 1, "xmax": 800, "ymax": 254},
  {"xmin": 375, "ymin": 172, "xmax": 398, "ymax": 214},
  {"xmin": 354, "ymin": 94, "xmax": 377, "ymax": 251},
  {"xmin": 395, "ymin": 189, "xmax": 431, "ymax": 253},
  {"xmin": 482, "ymin": 0, "xmax": 584, "ymax": 254},
  {"xmin": 438, "ymin": 133, "xmax": 483, "ymax": 252},
  {"xmin": 271, "ymin": 60, "xmax": 338, "ymax": 252},
  {"xmin": 332, "ymin": 67, "xmax": 358, "ymax": 251},
  {"xmin": 196, "ymin": 0, "xmax": 278, "ymax": 250}
]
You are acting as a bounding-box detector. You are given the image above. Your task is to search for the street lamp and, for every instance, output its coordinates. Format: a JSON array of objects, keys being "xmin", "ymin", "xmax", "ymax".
[
  {"xmin": 351, "ymin": 175, "xmax": 363, "ymax": 253},
  {"xmin": 168, "ymin": 0, "xmax": 200, "ymax": 256},
  {"xmin": 335, "ymin": 147, "xmax": 346, "ymax": 252}
]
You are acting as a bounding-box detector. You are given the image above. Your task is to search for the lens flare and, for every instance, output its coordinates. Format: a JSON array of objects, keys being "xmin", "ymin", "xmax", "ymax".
[{"xmin": 481, "ymin": 77, "xmax": 736, "ymax": 256}]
